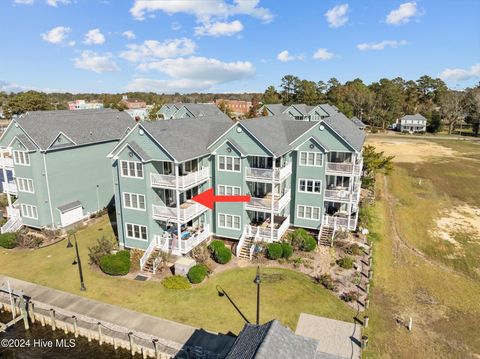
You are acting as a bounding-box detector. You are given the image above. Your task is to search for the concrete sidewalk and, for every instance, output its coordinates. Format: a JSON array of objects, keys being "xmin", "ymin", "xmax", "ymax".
[{"xmin": 0, "ymin": 275, "xmax": 234, "ymax": 356}]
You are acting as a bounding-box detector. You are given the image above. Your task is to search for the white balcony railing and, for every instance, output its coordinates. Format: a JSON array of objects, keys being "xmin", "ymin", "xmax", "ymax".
[
  {"xmin": 155, "ymin": 224, "xmax": 210, "ymax": 255},
  {"xmin": 246, "ymin": 216, "xmax": 290, "ymax": 243},
  {"xmin": 2, "ymin": 181, "xmax": 17, "ymax": 195},
  {"xmin": 150, "ymin": 167, "xmax": 209, "ymax": 189},
  {"xmin": 245, "ymin": 162, "xmax": 292, "ymax": 182},
  {"xmin": 245, "ymin": 189, "xmax": 291, "ymax": 212},
  {"xmin": 0, "ymin": 157, "xmax": 14, "ymax": 168},
  {"xmin": 324, "ymin": 185, "xmax": 360, "ymax": 202},
  {"xmin": 323, "ymin": 215, "xmax": 357, "ymax": 231},
  {"xmin": 152, "ymin": 201, "xmax": 207, "ymax": 222},
  {"xmin": 326, "ymin": 161, "xmax": 362, "ymax": 175}
]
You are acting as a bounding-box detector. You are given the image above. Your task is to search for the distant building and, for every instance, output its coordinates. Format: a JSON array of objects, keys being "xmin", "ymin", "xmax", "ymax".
[
  {"xmin": 126, "ymin": 105, "xmax": 153, "ymax": 122},
  {"xmin": 215, "ymin": 99, "xmax": 252, "ymax": 116},
  {"xmin": 396, "ymin": 114, "xmax": 427, "ymax": 132},
  {"xmin": 259, "ymin": 104, "xmax": 330, "ymax": 121},
  {"xmin": 121, "ymin": 95, "xmax": 146, "ymax": 110},
  {"xmin": 156, "ymin": 102, "xmax": 229, "ymax": 120},
  {"xmin": 68, "ymin": 100, "xmax": 104, "ymax": 111}
]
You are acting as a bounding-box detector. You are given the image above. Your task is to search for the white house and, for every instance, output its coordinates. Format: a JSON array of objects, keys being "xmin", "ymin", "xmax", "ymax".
[{"xmin": 397, "ymin": 114, "xmax": 427, "ymax": 132}]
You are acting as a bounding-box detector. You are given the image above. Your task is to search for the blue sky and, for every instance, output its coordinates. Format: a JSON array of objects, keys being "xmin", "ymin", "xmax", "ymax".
[{"xmin": 0, "ymin": 0, "xmax": 479, "ymax": 94}]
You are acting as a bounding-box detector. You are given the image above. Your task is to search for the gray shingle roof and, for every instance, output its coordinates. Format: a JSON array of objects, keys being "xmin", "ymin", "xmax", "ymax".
[
  {"xmin": 128, "ymin": 141, "xmax": 152, "ymax": 161},
  {"xmin": 57, "ymin": 200, "xmax": 82, "ymax": 213},
  {"xmin": 263, "ymin": 104, "xmax": 287, "ymax": 115},
  {"xmin": 141, "ymin": 116, "xmax": 233, "ymax": 162},
  {"xmin": 15, "ymin": 133, "xmax": 37, "ymax": 151},
  {"xmin": 290, "ymin": 104, "xmax": 316, "ymax": 115},
  {"xmin": 323, "ymin": 111, "xmax": 365, "ymax": 152},
  {"xmin": 181, "ymin": 103, "xmax": 227, "ymax": 118},
  {"xmin": 401, "ymin": 113, "xmax": 427, "ymax": 122},
  {"xmin": 15, "ymin": 109, "xmax": 133, "ymax": 151},
  {"xmin": 351, "ymin": 116, "xmax": 367, "ymax": 129},
  {"xmin": 226, "ymin": 320, "xmax": 318, "ymax": 359}
]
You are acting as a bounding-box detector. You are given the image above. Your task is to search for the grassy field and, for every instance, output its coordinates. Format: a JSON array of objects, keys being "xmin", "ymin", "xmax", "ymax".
[
  {"xmin": 364, "ymin": 136, "xmax": 480, "ymax": 358},
  {"xmin": 0, "ymin": 217, "xmax": 354, "ymax": 334}
]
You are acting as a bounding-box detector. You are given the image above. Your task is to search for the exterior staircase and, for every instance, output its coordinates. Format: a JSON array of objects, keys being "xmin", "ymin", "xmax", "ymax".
[
  {"xmin": 238, "ymin": 237, "xmax": 255, "ymax": 259},
  {"xmin": 318, "ymin": 226, "xmax": 334, "ymax": 246},
  {"xmin": 141, "ymin": 248, "xmax": 161, "ymax": 274}
]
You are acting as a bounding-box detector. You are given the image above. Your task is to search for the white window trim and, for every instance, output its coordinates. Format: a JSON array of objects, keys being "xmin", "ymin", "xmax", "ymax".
[
  {"xmin": 299, "ymin": 151, "xmax": 324, "ymax": 167},
  {"xmin": 217, "ymin": 213, "xmax": 241, "ymax": 230},
  {"xmin": 297, "ymin": 205, "xmax": 321, "ymax": 220},
  {"xmin": 16, "ymin": 177, "xmax": 35, "ymax": 193},
  {"xmin": 21, "ymin": 204, "xmax": 38, "ymax": 219},
  {"xmin": 217, "ymin": 185, "xmax": 241, "ymax": 196},
  {"xmin": 13, "ymin": 150, "xmax": 30, "ymax": 166},
  {"xmin": 125, "ymin": 222, "xmax": 148, "ymax": 241},
  {"xmin": 122, "ymin": 192, "xmax": 146, "ymax": 211},
  {"xmin": 217, "ymin": 155, "xmax": 241, "ymax": 173},
  {"xmin": 298, "ymin": 178, "xmax": 322, "ymax": 194},
  {"xmin": 120, "ymin": 160, "xmax": 144, "ymax": 179}
]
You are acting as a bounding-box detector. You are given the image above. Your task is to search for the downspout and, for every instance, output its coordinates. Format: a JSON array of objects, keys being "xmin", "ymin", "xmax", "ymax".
[
  {"xmin": 42, "ymin": 152, "xmax": 55, "ymax": 229},
  {"xmin": 271, "ymin": 157, "xmax": 276, "ymax": 242}
]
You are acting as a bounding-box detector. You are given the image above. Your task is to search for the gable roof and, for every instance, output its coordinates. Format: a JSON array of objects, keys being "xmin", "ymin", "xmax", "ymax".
[
  {"xmin": 289, "ymin": 104, "xmax": 316, "ymax": 116},
  {"xmin": 178, "ymin": 103, "xmax": 227, "ymax": 118},
  {"xmin": 226, "ymin": 320, "xmax": 318, "ymax": 359},
  {"xmin": 322, "ymin": 112, "xmax": 365, "ymax": 152},
  {"xmin": 13, "ymin": 109, "xmax": 133, "ymax": 151},
  {"xmin": 262, "ymin": 104, "xmax": 288, "ymax": 115},
  {"xmin": 351, "ymin": 116, "xmax": 367, "ymax": 129},
  {"xmin": 401, "ymin": 113, "xmax": 427, "ymax": 122}
]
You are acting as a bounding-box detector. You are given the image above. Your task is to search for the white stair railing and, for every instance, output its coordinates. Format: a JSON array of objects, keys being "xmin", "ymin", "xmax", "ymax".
[
  {"xmin": 236, "ymin": 225, "xmax": 248, "ymax": 257},
  {"xmin": 139, "ymin": 236, "xmax": 159, "ymax": 271}
]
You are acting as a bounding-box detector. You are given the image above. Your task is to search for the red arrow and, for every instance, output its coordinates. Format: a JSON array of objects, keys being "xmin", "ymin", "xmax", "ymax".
[{"xmin": 192, "ymin": 188, "xmax": 251, "ymax": 209}]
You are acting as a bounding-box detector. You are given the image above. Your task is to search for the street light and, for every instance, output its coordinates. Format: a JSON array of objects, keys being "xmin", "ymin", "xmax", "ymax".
[
  {"xmin": 253, "ymin": 266, "xmax": 261, "ymax": 325},
  {"xmin": 67, "ymin": 233, "xmax": 86, "ymax": 291}
]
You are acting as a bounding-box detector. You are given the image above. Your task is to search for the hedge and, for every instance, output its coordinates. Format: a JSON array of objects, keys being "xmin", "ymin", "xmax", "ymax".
[
  {"xmin": 0, "ymin": 233, "xmax": 17, "ymax": 249},
  {"xmin": 281, "ymin": 242, "xmax": 293, "ymax": 259},
  {"xmin": 208, "ymin": 240, "xmax": 225, "ymax": 254},
  {"xmin": 214, "ymin": 245, "xmax": 232, "ymax": 264},
  {"xmin": 302, "ymin": 237, "xmax": 317, "ymax": 252},
  {"xmin": 100, "ymin": 250, "xmax": 131, "ymax": 276},
  {"xmin": 162, "ymin": 275, "xmax": 191, "ymax": 289},
  {"xmin": 266, "ymin": 243, "xmax": 283, "ymax": 260},
  {"xmin": 187, "ymin": 264, "xmax": 208, "ymax": 284},
  {"xmin": 337, "ymin": 256, "xmax": 354, "ymax": 269}
]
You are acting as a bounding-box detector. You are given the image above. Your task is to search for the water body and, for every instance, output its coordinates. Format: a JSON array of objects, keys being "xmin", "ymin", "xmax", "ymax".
[{"xmin": 0, "ymin": 311, "xmax": 136, "ymax": 358}]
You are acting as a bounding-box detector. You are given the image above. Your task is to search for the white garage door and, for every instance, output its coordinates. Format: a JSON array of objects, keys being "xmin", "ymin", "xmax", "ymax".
[{"xmin": 60, "ymin": 206, "xmax": 84, "ymax": 227}]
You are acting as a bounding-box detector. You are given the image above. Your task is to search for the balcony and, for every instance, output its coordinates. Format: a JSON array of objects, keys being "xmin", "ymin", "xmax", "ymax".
[
  {"xmin": 0, "ymin": 157, "xmax": 14, "ymax": 168},
  {"xmin": 245, "ymin": 162, "xmax": 292, "ymax": 183},
  {"xmin": 245, "ymin": 189, "xmax": 291, "ymax": 213},
  {"xmin": 247, "ymin": 215, "xmax": 290, "ymax": 243},
  {"xmin": 325, "ymin": 161, "xmax": 362, "ymax": 176},
  {"xmin": 323, "ymin": 214, "xmax": 357, "ymax": 231},
  {"xmin": 324, "ymin": 184, "xmax": 360, "ymax": 202},
  {"xmin": 152, "ymin": 201, "xmax": 207, "ymax": 223},
  {"xmin": 150, "ymin": 167, "xmax": 209, "ymax": 190},
  {"xmin": 154, "ymin": 224, "xmax": 211, "ymax": 255},
  {"xmin": 2, "ymin": 181, "xmax": 17, "ymax": 195}
]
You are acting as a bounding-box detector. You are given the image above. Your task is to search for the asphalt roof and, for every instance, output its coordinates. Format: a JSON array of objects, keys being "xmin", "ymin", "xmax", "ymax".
[
  {"xmin": 351, "ymin": 116, "xmax": 367, "ymax": 129},
  {"xmin": 401, "ymin": 113, "xmax": 427, "ymax": 121},
  {"xmin": 57, "ymin": 200, "xmax": 82, "ymax": 214},
  {"xmin": 322, "ymin": 111, "xmax": 365, "ymax": 152},
  {"xmin": 180, "ymin": 103, "xmax": 227, "ymax": 117},
  {"xmin": 14, "ymin": 109, "xmax": 134, "ymax": 151},
  {"xmin": 226, "ymin": 320, "xmax": 318, "ymax": 359},
  {"xmin": 263, "ymin": 104, "xmax": 288, "ymax": 115}
]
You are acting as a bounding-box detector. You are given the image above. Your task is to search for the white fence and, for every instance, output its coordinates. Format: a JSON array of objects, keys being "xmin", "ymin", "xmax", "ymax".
[
  {"xmin": 155, "ymin": 224, "xmax": 210, "ymax": 255},
  {"xmin": 2, "ymin": 181, "xmax": 17, "ymax": 195},
  {"xmin": 150, "ymin": 167, "xmax": 209, "ymax": 189},
  {"xmin": 245, "ymin": 162, "xmax": 292, "ymax": 182},
  {"xmin": 246, "ymin": 216, "xmax": 290, "ymax": 243},
  {"xmin": 326, "ymin": 162, "xmax": 362, "ymax": 175},
  {"xmin": 152, "ymin": 202, "xmax": 207, "ymax": 222}
]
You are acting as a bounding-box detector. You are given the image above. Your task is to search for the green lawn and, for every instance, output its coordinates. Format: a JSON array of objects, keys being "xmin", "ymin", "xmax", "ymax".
[{"xmin": 0, "ymin": 218, "xmax": 354, "ymax": 334}]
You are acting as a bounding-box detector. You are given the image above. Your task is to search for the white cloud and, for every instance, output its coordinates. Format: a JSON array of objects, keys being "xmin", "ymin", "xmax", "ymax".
[
  {"xmin": 120, "ymin": 38, "xmax": 196, "ymax": 62},
  {"xmin": 195, "ymin": 20, "xmax": 243, "ymax": 37},
  {"xmin": 386, "ymin": 2, "xmax": 421, "ymax": 25},
  {"xmin": 313, "ymin": 48, "xmax": 334, "ymax": 60},
  {"xmin": 357, "ymin": 40, "xmax": 408, "ymax": 51},
  {"xmin": 73, "ymin": 51, "xmax": 119, "ymax": 73},
  {"xmin": 46, "ymin": 0, "xmax": 71, "ymax": 6},
  {"xmin": 122, "ymin": 30, "xmax": 136, "ymax": 40},
  {"xmin": 439, "ymin": 64, "xmax": 480, "ymax": 82},
  {"xmin": 83, "ymin": 29, "xmax": 106, "ymax": 45},
  {"xmin": 14, "ymin": 0, "xmax": 34, "ymax": 4},
  {"xmin": 41, "ymin": 26, "xmax": 71, "ymax": 45},
  {"xmin": 325, "ymin": 4, "xmax": 349, "ymax": 28},
  {"xmin": 277, "ymin": 50, "xmax": 303, "ymax": 62},
  {"xmin": 129, "ymin": 0, "xmax": 273, "ymax": 23}
]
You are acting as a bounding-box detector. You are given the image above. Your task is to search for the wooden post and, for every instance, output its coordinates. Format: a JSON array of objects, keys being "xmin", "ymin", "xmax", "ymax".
[
  {"xmin": 113, "ymin": 336, "xmax": 118, "ymax": 350},
  {"xmin": 72, "ymin": 316, "xmax": 78, "ymax": 338},
  {"xmin": 50, "ymin": 309, "xmax": 56, "ymax": 331},
  {"xmin": 408, "ymin": 317, "xmax": 413, "ymax": 331},
  {"xmin": 87, "ymin": 330, "xmax": 92, "ymax": 342},
  {"xmin": 362, "ymin": 335, "xmax": 369, "ymax": 350},
  {"xmin": 19, "ymin": 297, "xmax": 29, "ymax": 330},
  {"xmin": 365, "ymin": 297, "xmax": 370, "ymax": 309},
  {"xmin": 97, "ymin": 322, "xmax": 103, "ymax": 345},
  {"xmin": 63, "ymin": 322, "xmax": 68, "ymax": 334},
  {"xmin": 366, "ymin": 283, "xmax": 370, "ymax": 294},
  {"xmin": 368, "ymin": 256, "xmax": 372, "ymax": 267},
  {"xmin": 364, "ymin": 316, "xmax": 369, "ymax": 328},
  {"xmin": 40, "ymin": 315, "xmax": 45, "ymax": 327},
  {"xmin": 129, "ymin": 332, "xmax": 135, "ymax": 356},
  {"xmin": 27, "ymin": 301, "xmax": 35, "ymax": 324},
  {"xmin": 153, "ymin": 339, "xmax": 160, "ymax": 359},
  {"xmin": 368, "ymin": 269, "xmax": 373, "ymax": 280},
  {"xmin": 142, "ymin": 347, "xmax": 147, "ymax": 359}
]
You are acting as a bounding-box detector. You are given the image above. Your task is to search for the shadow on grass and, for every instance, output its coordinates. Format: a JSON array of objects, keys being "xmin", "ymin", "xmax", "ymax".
[{"xmin": 216, "ymin": 285, "xmax": 250, "ymax": 324}]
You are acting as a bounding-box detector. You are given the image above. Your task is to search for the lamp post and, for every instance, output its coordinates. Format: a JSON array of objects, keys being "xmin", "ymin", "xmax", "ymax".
[
  {"xmin": 253, "ymin": 266, "xmax": 261, "ymax": 325},
  {"xmin": 67, "ymin": 233, "xmax": 86, "ymax": 291}
]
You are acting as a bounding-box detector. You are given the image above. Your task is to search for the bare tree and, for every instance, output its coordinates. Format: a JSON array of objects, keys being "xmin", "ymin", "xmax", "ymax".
[{"xmin": 440, "ymin": 90, "xmax": 464, "ymax": 134}]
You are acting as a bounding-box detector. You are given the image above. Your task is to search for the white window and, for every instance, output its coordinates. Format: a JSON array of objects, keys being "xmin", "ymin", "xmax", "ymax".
[
  {"xmin": 120, "ymin": 160, "xmax": 143, "ymax": 178},
  {"xmin": 298, "ymin": 179, "xmax": 322, "ymax": 194},
  {"xmin": 123, "ymin": 192, "xmax": 146, "ymax": 211},
  {"xmin": 299, "ymin": 151, "xmax": 323, "ymax": 167},
  {"xmin": 297, "ymin": 205, "xmax": 321, "ymax": 220},
  {"xmin": 125, "ymin": 223, "xmax": 148, "ymax": 241},
  {"xmin": 16, "ymin": 177, "xmax": 34, "ymax": 193},
  {"xmin": 217, "ymin": 185, "xmax": 241, "ymax": 196},
  {"xmin": 218, "ymin": 156, "xmax": 241, "ymax": 172},
  {"xmin": 21, "ymin": 204, "xmax": 38, "ymax": 219},
  {"xmin": 13, "ymin": 151, "xmax": 30, "ymax": 166},
  {"xmin": 218, "ymin": 213, "xmax": 241, "ymax": 230}
]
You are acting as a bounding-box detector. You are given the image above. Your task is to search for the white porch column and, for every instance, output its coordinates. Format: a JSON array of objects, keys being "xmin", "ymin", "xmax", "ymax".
[
  {"xmin": 175, "ymin": 163, "xmax": 181, "ymax": 253},
  {"xmin": 1, "ymin": 149, "xmax": 12, "ymax": 208},
  {"xmin": 270, "ymin": 157, "xmax": 276, "ymax": 241}
]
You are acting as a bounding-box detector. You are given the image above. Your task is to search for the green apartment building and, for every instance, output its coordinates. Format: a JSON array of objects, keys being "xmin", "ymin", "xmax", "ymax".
[
  {"xmin": 0, "ymin": 109, "xmax": 133, "ymax": 232},
  {"xmin": 108, "ymin": 111, "xmax": 364, "ymax": 268}
]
